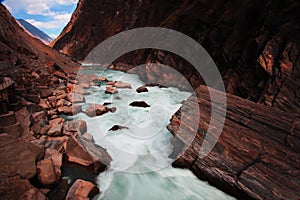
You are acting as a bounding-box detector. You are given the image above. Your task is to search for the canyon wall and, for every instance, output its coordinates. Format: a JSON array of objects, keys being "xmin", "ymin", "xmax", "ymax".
[{"xmin": 52, "ymin": 0, "xmax": 300, "ymax": 113}]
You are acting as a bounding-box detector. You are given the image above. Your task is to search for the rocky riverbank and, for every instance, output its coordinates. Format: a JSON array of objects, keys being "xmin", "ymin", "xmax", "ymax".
[
  {"xmin": 0, "ymin": 5, "xmax": 113, "ymax": 199},
  {"xmin": 0, "ymin": 66, "xmax": 114, "ymax": 199}
]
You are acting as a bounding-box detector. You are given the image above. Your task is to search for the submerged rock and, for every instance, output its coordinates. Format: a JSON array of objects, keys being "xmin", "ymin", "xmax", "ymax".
[
  {"xmin": 109, "ymin": 125, "xmax": 129, "ymax": 131},
  {"xmin": 108, "ymin": 107, "xmax": 117, "ymax": 113},
  {"xmin": 136, "ymin": 86, "xmax": 148, "ymax": 93},
  {"xmin": 129, "ymin": 101, "xmax": 150, "ymax": 108},
  {"xmin": 105, "ymin": 86, "xmax": 118, "ymax": 94},
  {"xmin": 66, "ymin": 179, "xmax": 99, "ymax": 200},
  {"xmin": 145, "ymin": 83, "xmax": 167, "ymax": 88}
]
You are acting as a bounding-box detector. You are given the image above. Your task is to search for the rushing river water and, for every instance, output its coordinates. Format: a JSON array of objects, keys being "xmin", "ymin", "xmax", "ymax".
[{"xmin": 73, "ymin": 67, "xmax": 235, "ymax": 200}]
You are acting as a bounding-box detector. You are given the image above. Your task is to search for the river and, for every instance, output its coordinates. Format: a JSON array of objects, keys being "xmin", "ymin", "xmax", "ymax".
[{"xmin": 72, "ymin": 67, "xmax": 235, "ymax": 200}]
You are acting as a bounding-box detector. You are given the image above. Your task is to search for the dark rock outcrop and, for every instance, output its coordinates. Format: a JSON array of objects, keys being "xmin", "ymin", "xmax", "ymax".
[{"xmin": 167, "ymin": 85, "xmax": 300, "ymax": 200}]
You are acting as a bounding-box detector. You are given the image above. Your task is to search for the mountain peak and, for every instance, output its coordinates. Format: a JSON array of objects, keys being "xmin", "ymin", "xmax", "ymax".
[{"xmin": 17, "ymin": 19, "xmax": 53, "ymax": 45}]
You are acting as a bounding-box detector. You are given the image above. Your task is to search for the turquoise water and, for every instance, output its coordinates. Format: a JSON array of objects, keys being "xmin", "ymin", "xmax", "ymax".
[{"xmin": 74, "ymin": 67, "xmax": 235, "ymax": 200}]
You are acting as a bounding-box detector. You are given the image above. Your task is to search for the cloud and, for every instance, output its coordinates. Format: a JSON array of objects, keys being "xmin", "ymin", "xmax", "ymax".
[
  {"xmin": 4, "ymin": 0, "xmax": 77, "ymax": 37},
  {"xmin": 4, "ymin": 0, "xmax": 78, "ymax": 15},
  {"xmin": 26, "ymin": 13, "xmax": 71, "ymax": 29}
]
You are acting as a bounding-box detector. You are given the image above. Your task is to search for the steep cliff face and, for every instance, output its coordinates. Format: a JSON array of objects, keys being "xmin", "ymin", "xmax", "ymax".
[
  {"xmin": 51, "ymin": 0, "xmax": 182, "ymax": 60},
  {"xmin": 0, "ymin": 4, "xmax": 78, "ymax": 73},
  {"xmin": 52, "ymin": 0, "xmax": 300, "ymax": 113},
  {"xmin": 168, "ymin": 85, "xmax": 300, "ymax": 200}
]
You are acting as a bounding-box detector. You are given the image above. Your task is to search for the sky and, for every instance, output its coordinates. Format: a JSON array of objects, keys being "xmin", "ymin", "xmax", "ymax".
[{"xmin": 2, "ymin": 0, "xmax": 78, "ymax": 39}]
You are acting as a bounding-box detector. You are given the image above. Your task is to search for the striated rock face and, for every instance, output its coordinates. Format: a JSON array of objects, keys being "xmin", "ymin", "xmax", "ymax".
[
  {"xmin": 167, "ymin": 85, "xmax": 300, "ymax": 200},
  {"xmin": 52, "ymin": 0, "xmax": 300, "ymax": 113}
]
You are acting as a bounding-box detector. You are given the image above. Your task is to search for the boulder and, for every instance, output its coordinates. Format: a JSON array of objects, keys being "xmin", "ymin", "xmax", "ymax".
[
  {"xmin": 37, "ymin": 149, "xmax": 62, "ymax": 186},
  {"xmin": 136, "ymin": 86, "xmax": 148, "ymax": 93},
  {"xmin": 73, "ymin": 85, "xmax": 90, "ymax": 95},
  {"xmin": 54, "ymin": 71, "xmax": 67, "ymax": 80},
  {"xmin": 105, "ymin": 86, "xmax": 118, "ymax": 94},
  {"xmin": 113, "ymin": 81, "xmax": 132, "ymax": 89},
  {"xmin": 0, "ymin": 134, "xmax": 43, "ymax": 179},
  {"xmin": 53, "ymin": 89, "xmax": 66, "ymax": 96},
  {"xmin": 40, "ymin": 88, "xmax": 54, "ymax": 99},
  {"xmin": 129, "ymin": 101, "xmax": 150, "ymax": 108},
  {"xmin": 47, "ymin": 123, "xmax": 63, "ymax": 136},
  {"xmin": 85, "ymin": 104, "xmax": 108, "ymax": 117},
  {"xmin": 65, "ymin": 134, "xmax": 111, "ymax": 172},
  {"xmin": 31, "ymin": 111, "xmax": 48, "ymax": 135},
  {"xmin": 58, "ymin": 105, "xmax": 82, "ymax": 115},
  {"xmin": 39, "ymin": 99, "xmax": 50, "ymax": 109},
  {"xmin": 47, "ymin": 118, "xmax": 64, "ymax": 136},
  {"xmin": 57, "ymin": 99, "xmax": 72, "ymax": 107},
  {"xmin": 22, "ymin": 94, "xmax": 40, "ymax": 104},
  {"xmin": 67, "ymin": 93, "xmax": 85, "ymax": 103},
  {"xmin": 64, "ymin": 120, "xmax": 87, "ymax": 134},
  {"xmin": 82, "ymin": 132, "xmax": 95, "ymax": 143},
  {"xmin": 66, "ymin": 179, "xmax": 99, "ymax": 200},
  {"xmin": 37, "ymin": 158, "xmax": 58, "ymax": 185},
  {"xmin": 108, "ymin": 107, "xmax": 117, "ymax": 113}
]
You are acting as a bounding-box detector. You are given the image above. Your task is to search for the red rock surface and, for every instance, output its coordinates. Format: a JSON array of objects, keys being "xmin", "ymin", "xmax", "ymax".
[
  {"xmin": 65, "ymin": 179, "xmax": 99, "ymax": 200},
  {"xmin": 167, "ymin": 85, "xmax": 300, "ymax": 200}
]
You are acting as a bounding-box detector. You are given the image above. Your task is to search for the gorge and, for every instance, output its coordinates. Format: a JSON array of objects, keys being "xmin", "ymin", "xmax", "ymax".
[{"xmin": 0, "ymin": 0, "xmax": 299, "ymax": 200}]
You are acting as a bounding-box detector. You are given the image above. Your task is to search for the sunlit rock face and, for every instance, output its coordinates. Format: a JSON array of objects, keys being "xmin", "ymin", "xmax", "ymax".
[
  {"xmin": 0, "ymin": 4, "xmax": 78, "ymax": 73},
  {"xmin": 52, "ymin": 0, "xmax": 300, "ymax": 113}
]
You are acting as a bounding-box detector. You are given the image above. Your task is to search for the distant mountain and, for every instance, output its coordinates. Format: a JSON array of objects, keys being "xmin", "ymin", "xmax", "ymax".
[{"xmin": 17, "ymin": 19, "xmax": 53, "ymax": 44}]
